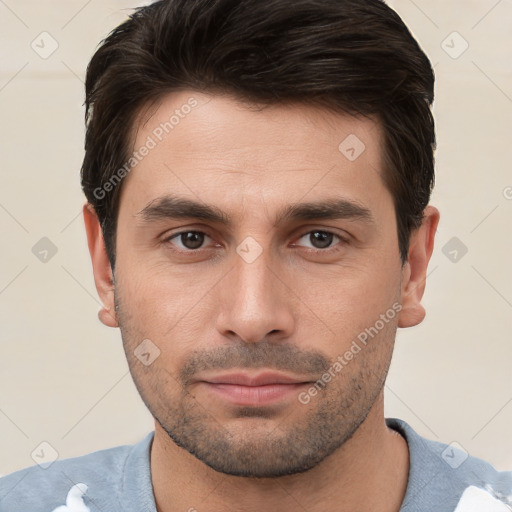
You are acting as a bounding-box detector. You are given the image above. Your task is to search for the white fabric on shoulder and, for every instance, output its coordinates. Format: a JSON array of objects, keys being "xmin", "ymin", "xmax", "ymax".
[
  {"xmin": 454, "ymin": 485, "xmax": 512, "ymax": 512},
  {"xmin": 51, "ymin": 483, "xmax": 90, "ymax": 512}
]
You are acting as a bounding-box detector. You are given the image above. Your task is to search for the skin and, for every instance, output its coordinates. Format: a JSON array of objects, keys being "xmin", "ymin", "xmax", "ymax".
[{"xmin": 84, "ymin": 90, "xmax": 439, "ymax": 512}]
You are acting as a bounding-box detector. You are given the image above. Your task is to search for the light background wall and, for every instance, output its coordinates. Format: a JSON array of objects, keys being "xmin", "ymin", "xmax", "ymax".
[{"xmin": 0, "ymin": 0, "xmax": 511, "ymax": 476}]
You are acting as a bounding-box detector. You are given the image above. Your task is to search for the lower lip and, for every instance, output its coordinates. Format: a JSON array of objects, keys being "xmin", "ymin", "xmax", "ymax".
[{"xmin": 201, "ymin": 382, "xmax": 308, "ymax": 406}]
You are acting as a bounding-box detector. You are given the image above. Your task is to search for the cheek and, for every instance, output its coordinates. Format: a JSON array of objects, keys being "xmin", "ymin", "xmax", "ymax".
[
  {"xmin": 116, "ymin": 261, "xmax": 218, "ymax": 365},
  {"xmin": 293, "ymin": 259, "xmax": 401, "ymax": 339}
]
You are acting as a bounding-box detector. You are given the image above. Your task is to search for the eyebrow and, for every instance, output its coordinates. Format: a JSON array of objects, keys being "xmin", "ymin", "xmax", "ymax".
[{"xmin": 136, "ymin": 194, "xmax": 375, "ymax": 227}]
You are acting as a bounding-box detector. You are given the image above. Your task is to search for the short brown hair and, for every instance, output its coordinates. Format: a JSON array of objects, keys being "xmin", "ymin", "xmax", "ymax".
[{"xmin": 81, "ymin": 0, "xmax": 435, "ymax": 268}]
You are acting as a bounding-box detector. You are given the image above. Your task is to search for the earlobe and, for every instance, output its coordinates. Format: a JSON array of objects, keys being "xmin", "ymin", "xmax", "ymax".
[
  {"xmin": 397, "ymin": 205, "xmax": 440, "ymax": 328},
  {"xmin": 82, "ymin": 203, "xmax": 119, "ymax": 328},
  {"xmin": 98, "ymin": 306, "xmax": 118, "ymax": 327}
]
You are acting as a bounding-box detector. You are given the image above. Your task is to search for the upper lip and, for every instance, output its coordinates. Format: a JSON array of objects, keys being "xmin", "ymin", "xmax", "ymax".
[{"xmin": 201, "ymin": 371, "xmax": 311, "ymax": 387}]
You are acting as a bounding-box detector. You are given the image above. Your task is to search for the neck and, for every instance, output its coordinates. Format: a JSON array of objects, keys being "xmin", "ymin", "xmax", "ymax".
[{"xmin": 150, "ymin": 393, "xmax": 409, "ymax": 512}]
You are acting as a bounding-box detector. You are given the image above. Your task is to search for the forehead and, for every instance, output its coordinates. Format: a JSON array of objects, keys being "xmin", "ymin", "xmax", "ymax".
[{"xmin": 120, "ymin": 90, "xmax": 391, "ymax": 220}]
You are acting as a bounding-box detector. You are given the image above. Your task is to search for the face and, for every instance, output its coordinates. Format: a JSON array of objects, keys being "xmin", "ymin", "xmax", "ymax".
[{"xmin": 110, "ymin": 91, "xmax": 406, "ymax": 477}]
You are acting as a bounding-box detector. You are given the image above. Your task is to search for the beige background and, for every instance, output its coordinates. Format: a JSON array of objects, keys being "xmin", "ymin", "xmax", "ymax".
[{"xmin": 0, "ymin": 0, "xmax": 511, "ymax": 476}]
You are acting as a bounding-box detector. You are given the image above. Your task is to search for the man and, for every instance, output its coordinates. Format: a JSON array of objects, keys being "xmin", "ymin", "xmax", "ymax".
[{"xmin": 1, "ymin": 0, "xmax": 511, "ymax": 510}]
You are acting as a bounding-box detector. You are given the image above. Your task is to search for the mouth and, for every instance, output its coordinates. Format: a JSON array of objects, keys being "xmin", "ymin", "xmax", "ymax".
[{"xmin": 197, "ymin": 371, "xmax": 314, "ymax": 407}]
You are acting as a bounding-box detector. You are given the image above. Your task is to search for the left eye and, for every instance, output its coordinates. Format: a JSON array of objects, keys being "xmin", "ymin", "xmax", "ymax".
[{"xmin": 294, "ymin": 230, "xmax": 347, "ymax": 250}]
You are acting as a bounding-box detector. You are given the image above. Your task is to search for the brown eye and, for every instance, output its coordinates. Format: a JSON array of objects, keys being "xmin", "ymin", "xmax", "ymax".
[
  {"xmin": 296, "ymin": 230, "xmax": 347, "ymax": 251},
  {"xmin": 168, "ymin": 231, "xmax": 210, "ymax": 250},
  {"xmin": 308, "ymin": 231, "xmax": 334, "ymax": 249}
]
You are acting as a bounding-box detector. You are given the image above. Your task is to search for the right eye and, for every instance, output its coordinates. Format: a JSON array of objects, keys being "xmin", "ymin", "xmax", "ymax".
[{"xmin": 164, "ymin": 231, "xmax": 214, "ymax": 251}]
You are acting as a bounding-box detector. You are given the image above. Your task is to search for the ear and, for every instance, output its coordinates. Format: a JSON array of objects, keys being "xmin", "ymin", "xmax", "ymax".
[
  {"xmin": 398, "ymin": 205, "xmax": 440, "ymax": 328},
  {"xmin": 83, "ymin": 203, "xmax": 118, "ymax": 328}
]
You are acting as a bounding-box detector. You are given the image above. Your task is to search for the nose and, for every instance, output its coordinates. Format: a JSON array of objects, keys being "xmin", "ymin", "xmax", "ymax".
[{"xmin": 215, "ymin": 244, "xmax": 296, "ymax": 344}]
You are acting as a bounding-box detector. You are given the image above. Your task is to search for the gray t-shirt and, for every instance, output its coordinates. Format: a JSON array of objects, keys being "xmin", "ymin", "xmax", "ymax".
[{"xmin": 1, "ymin": 417, "xmax": 511, "ymax": 511}]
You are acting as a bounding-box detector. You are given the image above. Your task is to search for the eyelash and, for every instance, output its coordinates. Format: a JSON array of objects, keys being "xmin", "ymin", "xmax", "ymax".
[{"xmin": 163, "ymin": 229, "xmax": 350, "ymax": 255}]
